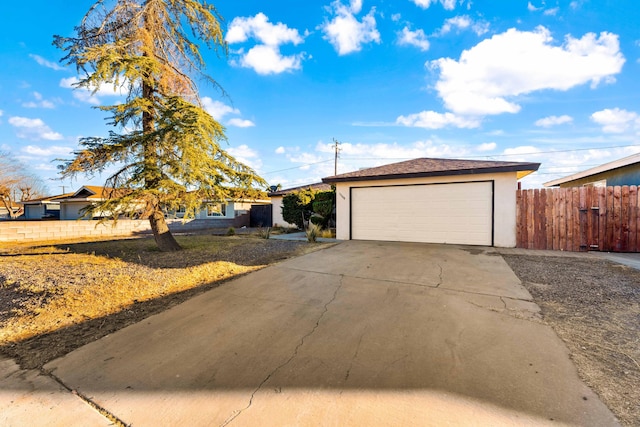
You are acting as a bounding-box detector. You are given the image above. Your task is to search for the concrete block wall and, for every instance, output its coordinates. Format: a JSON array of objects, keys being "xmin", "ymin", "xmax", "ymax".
[{"xmin": 0, "ymin": 214, "xmax": 251, "ymax": 243}]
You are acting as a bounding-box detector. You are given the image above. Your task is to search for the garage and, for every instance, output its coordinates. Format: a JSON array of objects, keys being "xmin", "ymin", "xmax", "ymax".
[
  {"xmin": 351, "ymin": 181, "xmax": 494, "ymax": 245},
  {"xmin": 323, "ymin": 158, "xmax": 540, "ymax": 248}
]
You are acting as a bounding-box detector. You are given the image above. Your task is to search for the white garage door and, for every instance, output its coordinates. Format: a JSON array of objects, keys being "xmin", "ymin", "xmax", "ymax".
[{"xmin": 351, "ymin": 181, "xmax": 493, "ymax": 246}]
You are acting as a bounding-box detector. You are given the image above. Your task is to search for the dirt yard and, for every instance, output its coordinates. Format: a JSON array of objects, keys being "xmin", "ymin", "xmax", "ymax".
[
  {"xmin": 0, "ymin": 234, "xmax": 328, "ymax": 370},
  {"xmin": 502, "ymin": 253, "xmax": 640, "ymax": 427}
]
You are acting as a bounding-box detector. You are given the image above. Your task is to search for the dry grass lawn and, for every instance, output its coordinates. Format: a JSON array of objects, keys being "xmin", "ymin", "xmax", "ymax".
[{"xmin": 0, "ymin": 234, "xmax": 327, "ymax": 368}]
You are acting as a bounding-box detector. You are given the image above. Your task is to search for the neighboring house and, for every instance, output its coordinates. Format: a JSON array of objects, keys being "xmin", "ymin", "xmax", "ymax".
[
  {"xmin": 268, "ymin": 182, "xmax": 332, "ymax": 228},
  {"xmin": 56, "ymin": 186, "xmax": 118, "ymax": 220},
  {"xmin": 22, "ymin": 193, "xmax": 75, "ymax": 219},
  {"xmin": 544, "ymin": 152, "xmax": 640, "ymax": 188},
  {"xmin": 165, "ymin": 199, "xmax": 270, "ymax": 222},
  {"xmin": 322, "ymin": 157, "xmax": 540, "ymax": 247}
]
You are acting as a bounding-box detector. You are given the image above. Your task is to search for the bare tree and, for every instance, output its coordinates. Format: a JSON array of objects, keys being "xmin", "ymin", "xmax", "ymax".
[{"xmin": 0, "ymin": 152, "xmax": 48, "ymax": 219}]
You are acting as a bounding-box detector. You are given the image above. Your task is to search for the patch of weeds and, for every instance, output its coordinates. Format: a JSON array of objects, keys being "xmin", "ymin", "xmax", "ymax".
[
  {"xmin": 306, "ymin": 223, "xmax": 320, "ymax": 242},
  {"xmin": 226, "ymin": 227, "xmax": 236, "ymax": 236},
  {"xmin": 257, "ymin": 227, "xmax": 271, "ymax": 239}
]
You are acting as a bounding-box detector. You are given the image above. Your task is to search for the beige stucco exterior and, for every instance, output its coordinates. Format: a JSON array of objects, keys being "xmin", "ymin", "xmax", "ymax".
[
  {"xmin": 270, "ymin": 196, "xmax": 297, "ymax": 228},
  {"xmin": 333, "ymin": 171, "xmax": 519, "ymax": 248}
]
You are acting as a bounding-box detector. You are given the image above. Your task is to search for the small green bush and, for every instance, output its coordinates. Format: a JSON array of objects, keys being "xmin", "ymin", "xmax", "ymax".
[{"xmin": 226, "ymin": 227, "xmax": 236, "ymax": 236}]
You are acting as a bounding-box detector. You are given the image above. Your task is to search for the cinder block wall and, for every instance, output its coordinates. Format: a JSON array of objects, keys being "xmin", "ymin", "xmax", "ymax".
[{"xmin": 0, "ymin": 214, "xmax": 251, "ymax": 243}]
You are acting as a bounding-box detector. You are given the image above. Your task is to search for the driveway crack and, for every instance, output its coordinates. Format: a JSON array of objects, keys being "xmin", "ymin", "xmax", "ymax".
[
  {"xmin": 435, "ymin": 263, "xmax": 443, "ymax": 288},
  {"xmin": 40, "ymin": 368, "xmax": 129, "ymax": 426},
  {"xmin": 220, "ymin": 275, "xmax": 345, "ymax": 427}
]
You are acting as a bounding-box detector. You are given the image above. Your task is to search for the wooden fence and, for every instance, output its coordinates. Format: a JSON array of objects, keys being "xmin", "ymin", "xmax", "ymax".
[{"xmin": 516, "ymin": 186, "xmax": 640, "ymax": 252}]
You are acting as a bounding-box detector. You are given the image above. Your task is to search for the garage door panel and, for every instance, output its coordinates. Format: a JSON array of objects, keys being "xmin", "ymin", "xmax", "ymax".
[{"xmin": 351, "ymin": 182, "xmax": 493, "ymax": 246}]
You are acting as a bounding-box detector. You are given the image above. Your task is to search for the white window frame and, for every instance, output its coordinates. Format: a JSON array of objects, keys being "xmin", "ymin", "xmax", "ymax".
[{"xmin": 206, "ymin": 203, "xmax": 226, "ymax": 217}]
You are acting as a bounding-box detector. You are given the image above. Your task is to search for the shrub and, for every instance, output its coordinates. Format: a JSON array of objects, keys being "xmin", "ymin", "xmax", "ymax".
[
  {"xmin": 226, "ymin": 227, "xmax": 235, "ymax": 236},
  {"xmin": 306, "ymin": 223, "xmax": 320, "ymax": 242},
  {"xmin": 282, "ymin": 189, "xmax": 315, "ymax": 229}
]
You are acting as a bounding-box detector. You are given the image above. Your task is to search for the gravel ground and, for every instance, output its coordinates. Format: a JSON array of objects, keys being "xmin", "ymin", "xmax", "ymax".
[{"xmin": 502, "ymin": 253, "xmax": 640, "ymax": 427}]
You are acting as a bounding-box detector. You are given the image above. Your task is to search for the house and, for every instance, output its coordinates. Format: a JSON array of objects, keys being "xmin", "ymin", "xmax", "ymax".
[
  {"xmin": 165, "ymin": 198, "xmax": 271, "ymax": 224},
  {"xmin": 322, "ymin": 157, "xmax": 540, "ymax": 247},
  {"xmin": 268, "ymin": 182, "xmax": 332, "ymax": 228},
  {"xmin": 56, "ymin": 186, "xmax": 119, "ymax": 220},
  {"xmin": 543, "ymin": 152, "xmax": 640, "ymax": 188},
  {"xmin": 22, "ymin": 192, "xmax": 75, "ymax": 219}
]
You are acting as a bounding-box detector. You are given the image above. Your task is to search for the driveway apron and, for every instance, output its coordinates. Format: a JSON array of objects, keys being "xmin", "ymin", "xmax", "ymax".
[{"xmin": 42, "ymin": 241, "xmax": 618, "ymax": 426}]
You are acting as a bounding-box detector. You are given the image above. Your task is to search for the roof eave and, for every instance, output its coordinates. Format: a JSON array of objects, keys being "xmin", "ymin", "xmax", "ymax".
[{"xmin": 323, "ymin": 163, "xmax": 541, "ymax": 184}]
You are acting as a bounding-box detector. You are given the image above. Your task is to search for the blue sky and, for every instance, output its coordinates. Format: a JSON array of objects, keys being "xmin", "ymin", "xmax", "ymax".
[{"xmin": 2, "ymin": 0, "xmax": 640, "ymax": 194}]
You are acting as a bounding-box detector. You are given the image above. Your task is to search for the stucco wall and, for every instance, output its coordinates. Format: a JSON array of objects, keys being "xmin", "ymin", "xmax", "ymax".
[
  {"xmin": 334, "ymin": 172, "xmax": 519, "ymax": 247},
  {"xmin": 270, "ymin": 196, "xmax": 297, "ymax": 228}
]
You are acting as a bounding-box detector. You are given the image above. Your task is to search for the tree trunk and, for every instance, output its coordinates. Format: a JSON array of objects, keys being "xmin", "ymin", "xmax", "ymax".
[{"xmin": 148, "ymin": 208, "xmax": 182, "ymax": 251}]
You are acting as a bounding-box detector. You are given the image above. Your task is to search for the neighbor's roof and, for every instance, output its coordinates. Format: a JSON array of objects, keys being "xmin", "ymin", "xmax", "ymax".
[
  {"xmin": 544, "ymin": 152, "xmax": 640, "ymax": 187},
  {"xmin": 322, "ymin": 158, "xmax": 541, "ymax": 183},
  {"xmin": 268, "ymin": 182, "xmax": 332, "ymax": 197}
]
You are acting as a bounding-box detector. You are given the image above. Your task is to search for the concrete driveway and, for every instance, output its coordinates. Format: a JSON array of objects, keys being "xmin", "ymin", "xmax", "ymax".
[{"xmin": 22, "ymin": 241, "xmax": 618, "ymax": 425}]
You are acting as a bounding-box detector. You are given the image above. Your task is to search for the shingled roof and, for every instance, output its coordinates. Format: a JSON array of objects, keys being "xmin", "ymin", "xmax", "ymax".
[
  {"xmin": 268, "ymin": 182, "xmax": 332, "ymax": 197},
  {"xmin": 322, "ymin": 158, "xmax": 540, "ymax": 183}
]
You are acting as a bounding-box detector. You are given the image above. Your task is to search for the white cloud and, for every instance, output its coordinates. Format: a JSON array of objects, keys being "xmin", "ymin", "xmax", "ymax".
[
  {"xmin": 535, "ymin": 115, "xmax": 573, "ymax": 127},
  {"xmin": 0, "ymin": 110, "xmax": 3, "ymax": 117},
  {"xmin": 477, "ymin": 142, "xmax": 497, "ymax": 152},
  {"xmin": 320, "ymin": 0, "xmax": 380, "ymax": 55},
  {"xmin": 316, "ymin": 139, "xmax": 468, "ymax": 165},
  {"xmin": 437, "ymin": 15, "xmax": 489, "ymax": 36},
  {"xmin": 228, "ymin": 144, "xmax": 262, "ymax": 171},
  {"xmin": 226, "ymin": 13, "xmax": 303, "ymax": 46},
  {"xmin": 391, "ymin": 13, "xmax": 402, "ymax": 22},
  {"xmin": 202, "ymin": 97, "xmax": 255, "ymax": 128},
  {"xmin": 398, "ymin": 27, "xmax": 430, "ymax": 51},
  {"xmin": 590, "ymin": 108, "xmax": 640, "ymax": 133},
  {"xmin": 227, "ymin": 118, "xmax": 255, "ymax": 128},
  {"xmin": 411, "ymin": 0, "xmax": 459, "ymax": 10},
  {"xmin": 544, "ymin": 7, "xmax": 560, "ymax": 16},
  {"xmin": 22, "ymin": 92, "xmax": 56, "ymax": 109},
  {"xmin": 8, "ymin": 116, "xmax": 63, "ymax": 141},
  {"xmin": 226, "ymin": 13, "xmax": 306, "ymax": 75},
  {"xmin": 239, "ymin": 45, "xmax": 304, "ymax": 75},
  {"xmin": 430, "ymin": 27, "xmax": 625, "ymax": 116},
  {"xmin": 202, "ymin": 98, "xmax": 239, "ymax": 120},
  {"xmin": 396, "ymin": 110, "xmax": 480, "ymax": 129},
  {"xmin": 29, "ymin": 54, "xmax": 65, "ymax": 71},
  {"xmin": 527, "ymin": 2, "xmax": 542, "ymax": 12},
  {"xmin": 23, "ymin": 145, "xmax": 72, "ymax": 156},
  {"xmin": 60, "ymin": 77, "xmax": 127, "ymax": 105},
  {"xmin": 275, "ymin": 146, "xmax": 286, "ymax": 154}
]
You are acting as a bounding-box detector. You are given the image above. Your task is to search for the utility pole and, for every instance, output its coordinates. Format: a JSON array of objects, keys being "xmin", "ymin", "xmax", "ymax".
[{"xmin": 333, "ymin": 138, "xmax": 341, "ymax": 176}]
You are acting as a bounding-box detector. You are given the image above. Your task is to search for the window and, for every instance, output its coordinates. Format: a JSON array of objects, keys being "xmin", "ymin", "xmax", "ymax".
[{"xmin": 206, "ymin": 203, "xmax": 226, "ymax": 217}]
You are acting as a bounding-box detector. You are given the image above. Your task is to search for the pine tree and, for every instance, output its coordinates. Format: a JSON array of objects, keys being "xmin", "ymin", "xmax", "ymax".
[{"xmin": 55, "ymin": 0, "xmax": 266, "ymax": 251}]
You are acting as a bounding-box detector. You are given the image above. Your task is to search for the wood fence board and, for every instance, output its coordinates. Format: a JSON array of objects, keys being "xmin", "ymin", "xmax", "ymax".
[
  {"xmin": 631, "ymin": 186, "xmax": 638, "ymax": 252},
  {"xmin": 605, "ymin": 187, "xmax": 614, "ymax": 251},
  {"xmin": 553, "ymin": 189, "xmax": 560, "ymax": 250},
  {"xmin": 526, "ymin": 187, "xmax": 534, "ymax": 248},
  {"xmin": 545, "ymin": 189, "xmax": 553, "ymax": 249},
  {"xmin": 599, "ymin": 188, "xmax": 607, "ymax": 251},
  {"xmin": 572, "ymin": 187, "xmax": 580, "ymax": 251},
  {"xmin": 564, "ymin": 188, "xmax": 573, "ymax": 251},
  {"xmin": 579, "ymin": 187, "xmax": 588, "ymax": 251},
  {"xmin": 621, "ymin": 186, "xmax": 630, "ymax": 252},
  {"xmin": 613, "ymin": 186, "xmax": 622, "ymax": 251},
  {"xmin": 516, "ymin": 190, "xmax": 522, "ymax": 247}
]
